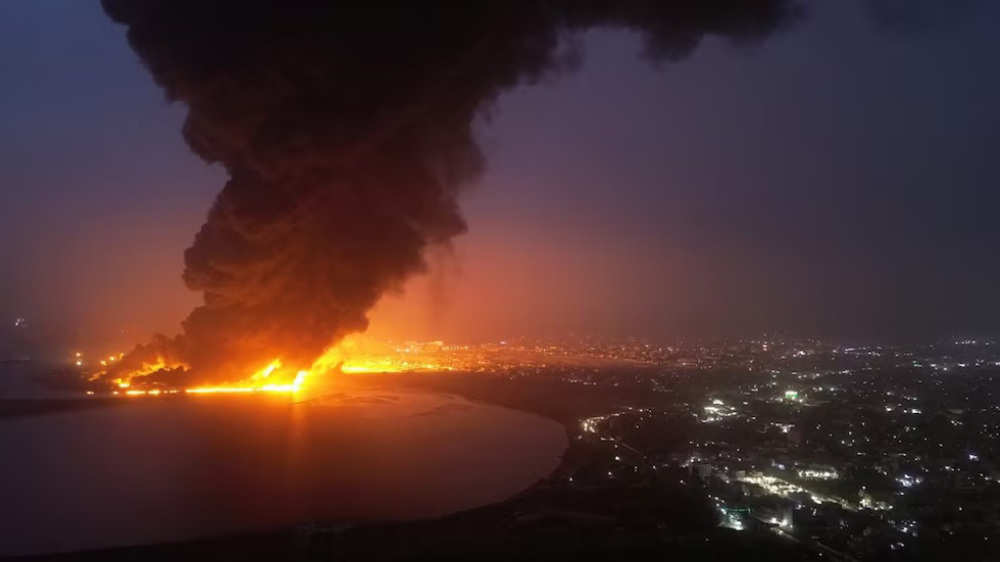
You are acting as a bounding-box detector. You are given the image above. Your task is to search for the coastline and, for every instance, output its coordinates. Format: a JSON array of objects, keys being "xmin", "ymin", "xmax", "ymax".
[
  {"xmin": 3, "ymin": 383, "xmax": 574, "ymax": 560},
  {"xmin": 5, "ymin": 374, "xmax": 813, "ymax": 561}
]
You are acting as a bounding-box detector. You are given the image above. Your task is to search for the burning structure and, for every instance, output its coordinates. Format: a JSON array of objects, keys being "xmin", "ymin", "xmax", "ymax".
[{"xmin": 98, "ymin": 0, "xmax": 799, "ymax": 390}]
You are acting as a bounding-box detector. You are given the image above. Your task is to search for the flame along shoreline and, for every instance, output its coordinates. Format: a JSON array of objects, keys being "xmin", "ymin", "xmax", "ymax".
[
  {"xmin": 108, "ymin": 364, "xmax": 310, "ymax": 397},
  {"xmin": 120, "ymin": 377, "xmax": 308, "ymax": 397},
  {"xmin": 95, "ymin": 339, "xmax": 448, "ymax": 397}
]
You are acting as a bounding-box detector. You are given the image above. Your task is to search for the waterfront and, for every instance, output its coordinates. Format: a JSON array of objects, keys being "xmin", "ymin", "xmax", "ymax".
[{"xmin": 0, "ymin": 388, "xmax": 566, "ymax": 557}]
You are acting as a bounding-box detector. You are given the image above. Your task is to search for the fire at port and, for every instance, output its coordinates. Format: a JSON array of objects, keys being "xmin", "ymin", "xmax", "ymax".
[
  {"xmin": 94, "ymin": 0, "xmax": 797, "ymax": 390},
  {"xmin": 86, "ymin": 337, "xmax": 450, "ymax": 395}
]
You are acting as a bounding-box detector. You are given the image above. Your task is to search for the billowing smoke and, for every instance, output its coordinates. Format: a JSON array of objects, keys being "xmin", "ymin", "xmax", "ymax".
[{"xmin": 101, "ymin": 0, "xmax": 800, "ymax": 384}]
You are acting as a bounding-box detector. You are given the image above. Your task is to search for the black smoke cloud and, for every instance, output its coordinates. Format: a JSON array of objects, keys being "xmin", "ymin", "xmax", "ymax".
[{"xmin": 101, "ymin": 0, "xmax": 800, "ymax": 383}]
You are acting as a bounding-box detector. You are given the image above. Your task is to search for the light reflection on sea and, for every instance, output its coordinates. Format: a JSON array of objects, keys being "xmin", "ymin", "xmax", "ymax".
[{"xmin": 0, "ymin": 387, "xmax": 566, "ymax": 556}]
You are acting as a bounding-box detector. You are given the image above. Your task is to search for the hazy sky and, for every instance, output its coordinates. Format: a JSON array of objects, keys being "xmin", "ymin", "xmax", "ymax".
[{"xmin": 2, "ymin": 1, "xmax": 999, "ymax": 352}]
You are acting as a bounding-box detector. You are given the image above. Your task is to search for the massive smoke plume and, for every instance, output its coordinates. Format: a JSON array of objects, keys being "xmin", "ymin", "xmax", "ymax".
[{"xmin": 101, "ymin": 0, "xmax": 800, "ymax": 384}]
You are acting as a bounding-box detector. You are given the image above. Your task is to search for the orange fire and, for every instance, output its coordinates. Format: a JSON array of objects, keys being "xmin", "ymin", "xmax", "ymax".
[
  {"xmin": 105, "ymin": 335, "xmax": 447, "ymax": 397},
  {"xmin": 180, "ymin": 359, "xmax": 308, "ymax": 395},
  {"xmin": 311, "ymin": 336, "xmax": 447, "ymax": 374}
]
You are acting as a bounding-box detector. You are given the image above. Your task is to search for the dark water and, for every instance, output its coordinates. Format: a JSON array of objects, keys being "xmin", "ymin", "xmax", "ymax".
[{"xmin": 0, "ymin": 389, "xmax": 566, "ymax": 556}]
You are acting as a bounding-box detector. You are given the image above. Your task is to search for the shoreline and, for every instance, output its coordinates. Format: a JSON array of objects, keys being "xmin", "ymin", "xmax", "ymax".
[
  {"xmin": 5, "ymin": 375, "xmax": 814, "ymax": 561},
  {"xmin": 2, "ymin": 382, "xmax": 577, "ymax": 560}
]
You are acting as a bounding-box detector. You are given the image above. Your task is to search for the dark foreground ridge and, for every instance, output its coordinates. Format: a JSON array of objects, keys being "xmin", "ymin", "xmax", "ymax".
[{"xmin": 10, "ymin": 523, "xmax": 810, "ymax": 562}]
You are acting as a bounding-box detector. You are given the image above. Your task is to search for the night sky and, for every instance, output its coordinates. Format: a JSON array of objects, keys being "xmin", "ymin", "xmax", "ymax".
[{"xmin": 2, "ymin": 1, "xmax": 999, "ymax": 352}]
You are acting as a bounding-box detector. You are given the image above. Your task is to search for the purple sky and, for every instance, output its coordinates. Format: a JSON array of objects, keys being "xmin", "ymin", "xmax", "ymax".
[{"xmin": 2, "ymin": 1, "xmax": 999, "ymax": 352}]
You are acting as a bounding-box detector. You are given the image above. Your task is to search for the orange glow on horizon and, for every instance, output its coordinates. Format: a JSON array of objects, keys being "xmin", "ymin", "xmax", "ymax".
[{"xmin": 105, "ymin": 335, "xmax": 447, "ymax": 397}]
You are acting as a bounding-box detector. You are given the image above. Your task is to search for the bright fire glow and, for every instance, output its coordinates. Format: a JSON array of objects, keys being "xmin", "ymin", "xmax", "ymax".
[
  {"xmin": 185, "ymin": 370, "xmax": 308, "ymax": 395},
  {"xmin": 109, "ymin": 335, "xmax": 447, "ymax": 397}
]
